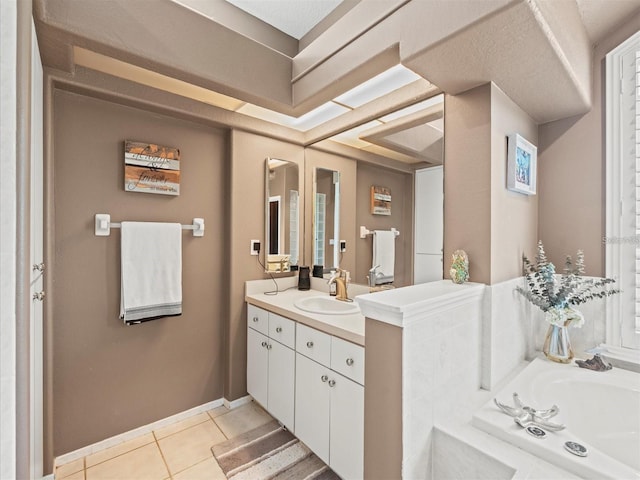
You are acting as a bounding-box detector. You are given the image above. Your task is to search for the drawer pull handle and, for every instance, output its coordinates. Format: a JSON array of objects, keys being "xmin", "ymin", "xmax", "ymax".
[
  {"xmin": 321, "ymin": 375, "xmax": 328, "ymax": 382},
  {"xmin": 261, "ymin": 341, "xmax": 267, "ymax": 348},
  {"xmin": 328, "ymin": 379, "xmax": 336, "ymax": 387},
  {"xmin": 346, "ymin": 358, "xmax": 354, "ymax": 366},
  {"xmin": 276, "ymin": 327, "xmax": 282, "ymax": 333},
  {"xmin": 253, "ymin": 317, "xmax": 259, "ymax": 322},
  {"xmin": 306, "ymin": 341, "xmax": 314, "ymax": 348}
]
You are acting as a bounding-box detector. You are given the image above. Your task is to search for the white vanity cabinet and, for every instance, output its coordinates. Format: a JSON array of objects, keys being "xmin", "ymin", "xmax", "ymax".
[
  {"xmin": 295, "ymin": 324, "xmax": 364, "ymax": 480},
  {"xmin": 247, "ymin": 305, "xmax": 295, "ymax": 431}
]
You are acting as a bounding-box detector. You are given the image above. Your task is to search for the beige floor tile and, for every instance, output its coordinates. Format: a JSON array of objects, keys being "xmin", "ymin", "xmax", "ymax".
[
  {"xmin": 206, "ymin": 405, "xmax": 230, "ymax": 420},
  {"xmin": 213, "ymin": 401, "xmax": 273, "ymax": 439},
  {"xmin": 85, "ymin": 443, "xmax": 168, "ymax": 480},
  {"xmin": 85, "ymin": 433, "xmax": 155, "ymax": 468},
  {"xmin": 58, "ymin": 469, "xmax": 85, "ymax": 480},
  {"xmin": 153, "ymin": 412, "xmax": 210, "ymax": 440},
  {"xmin": 172, "ymin": 457, "xmax": 226, "ymax": 480},
  {"xmin": 55, "ymin": 457, "xmax": 84, "ymax": 479},
  {"xmin": 157, "ymin": 421, "xmax": 226, "ymax": 475}
]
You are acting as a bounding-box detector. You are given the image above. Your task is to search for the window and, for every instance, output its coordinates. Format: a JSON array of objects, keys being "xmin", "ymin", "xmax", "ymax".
[
  {"xmin": 605, "ymin": 30, "xmax": 640, "ymax": 350},
  {"xmin": 314, "ymin": 193, "xmax": 326, "ymax": 268}
]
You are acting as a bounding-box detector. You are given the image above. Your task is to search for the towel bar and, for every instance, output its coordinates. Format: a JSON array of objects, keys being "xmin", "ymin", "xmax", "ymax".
[
  {"xmin": 359, "ymin": 226, "xmax": 400, "ymax": 239},
  {"xmin": 95, "ymin": 214, "xmax": 205, "ymax": 237}
]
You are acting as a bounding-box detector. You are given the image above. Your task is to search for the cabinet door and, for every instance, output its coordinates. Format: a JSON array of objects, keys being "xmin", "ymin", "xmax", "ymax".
[
  {"xmin": 268, "ymin": 341, "xmax": 295, "ymax": 432},
  {"xmin": 295, "ymin": 353, "xmax": 330, "ymax": 464},
  {"xmin": 330, "ymin": 373, "xmax": 364, "ymax": 480},
  {"xmin": 247, "ymin": 328, "xmax": 268, "ymax": 408}
]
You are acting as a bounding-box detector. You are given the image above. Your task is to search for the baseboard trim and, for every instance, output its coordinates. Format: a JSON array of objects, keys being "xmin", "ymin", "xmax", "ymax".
[
  {"xmin": 224, "ymin": 395, "xmax": 252, "ymax": 409},
  {"xmin": 54, "ymin": 398, "xmax": 224, "ymax": 467}
]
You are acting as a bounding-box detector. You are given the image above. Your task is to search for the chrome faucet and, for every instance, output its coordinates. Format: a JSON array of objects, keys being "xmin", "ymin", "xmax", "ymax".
[{"xmin": 367, "ymin": 265, "xmax": 381, "ymax": 287}]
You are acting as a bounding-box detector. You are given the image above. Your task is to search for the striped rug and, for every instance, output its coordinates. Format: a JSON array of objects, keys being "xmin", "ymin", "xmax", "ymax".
[{"xmin": 211, "ymin": 420, "xmax": 340, "ymax": 480}]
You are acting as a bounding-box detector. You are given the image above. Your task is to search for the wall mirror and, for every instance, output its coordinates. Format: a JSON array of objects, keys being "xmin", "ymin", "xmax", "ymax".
[
  {"xmin": 309, "ymin": 93, "xmax": 444, "ymax": 286},
  {"xmin": 313, "ymin": 168, "xmax": 341, "ymax": 272},
  {"xmin": 265, "ymin": 158, "xmax": 300, "ymax": 273}
]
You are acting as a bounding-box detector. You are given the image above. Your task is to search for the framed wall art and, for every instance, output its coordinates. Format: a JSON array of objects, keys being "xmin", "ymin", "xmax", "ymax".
[
  {"xmin": 124, "ymin": 140, "xmax": 181, "ymax": 196},
  {"xmin": 507, "ymin": 133, "xmax": 537, "ymax": 195}
]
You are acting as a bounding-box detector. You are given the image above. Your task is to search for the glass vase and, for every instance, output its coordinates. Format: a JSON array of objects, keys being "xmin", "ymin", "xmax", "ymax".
[{"xmin": 542, "ymin": 323, "xmax": 574, "ymax": 363}]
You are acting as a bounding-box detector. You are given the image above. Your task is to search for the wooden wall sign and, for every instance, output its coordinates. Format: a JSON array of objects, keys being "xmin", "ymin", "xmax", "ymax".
[
  {"xmin": 371, "ymin": 185, "xmax": 391, "ymax": 215},
  {"xmin": 124, "ymin": 140, "xmax": 180, "ymax": 195}
]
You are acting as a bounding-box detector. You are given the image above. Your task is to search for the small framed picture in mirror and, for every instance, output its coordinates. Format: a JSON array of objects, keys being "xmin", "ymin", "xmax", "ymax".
[{"xmin": 371, "ymin": 186, "xmax": 391, "ymax": 215}]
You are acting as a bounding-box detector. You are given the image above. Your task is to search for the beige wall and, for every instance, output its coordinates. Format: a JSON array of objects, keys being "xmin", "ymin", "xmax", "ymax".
[
  {"xmin": 50, "ymin": 90, "xmax": 227, "ymax": 455},
  {"xmin": 444, "ymin": 82, "xmax": 538, "ymax": 285},
  {"xmin": 490, "ymin": 83, "xmax": 538, "ymax": 283},
  {"xmin": 355, "ymin": 163, "xmax": 414, "ymax": 286},
  {"xmin": 444, "ymin": 84, "xmax": 492, "ymax": 284},
  {"xmin": 227, "ymin": 130, "xmax": 304, "ymax": 401},
  {"xmin": 538, "ymin": 12, "xmax": 640, "ymax": 276}
]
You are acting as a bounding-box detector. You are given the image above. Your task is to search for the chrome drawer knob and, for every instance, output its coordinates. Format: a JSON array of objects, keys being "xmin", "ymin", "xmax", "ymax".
[
  {"xmin": 306, "ymin": 341, "xmax": 314, "ymax": 348},
  {"xmin": 253, "ymin": 317, "xmax": 259, "ymax": 322},
  {"xmin": 328, "ymin": 379, "xmax": 336, "ymax": 387},
  {"xmin": 261, "ymin": 341, "xmax": 267, "ymax": 348},
  {"xmin": 346, "ymin": 358, "xmax": 354, "ymax": 366},
  {"xmin": 276, "ymin": 327, "xmax": 282, "ymax": 333},
  {"xmin": 266, "ymin": 343, "xmax": 272, "ymax": 350},
  {"xmin": 321, "ymin": 375, "xmax": 328, "ymax": 382}
]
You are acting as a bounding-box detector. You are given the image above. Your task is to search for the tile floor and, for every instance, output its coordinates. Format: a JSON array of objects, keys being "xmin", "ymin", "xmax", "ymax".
[{"xmin": 54, "ymin": 401, "xmax": 275, "ymax": 480}]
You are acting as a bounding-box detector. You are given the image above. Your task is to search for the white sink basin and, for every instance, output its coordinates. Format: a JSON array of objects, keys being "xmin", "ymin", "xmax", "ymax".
[{"xmin": 294, "ymin": 295, "xmax": 360, "ymax": 315}]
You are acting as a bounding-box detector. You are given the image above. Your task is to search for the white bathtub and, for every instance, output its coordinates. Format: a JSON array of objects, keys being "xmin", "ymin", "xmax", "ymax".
[{"xmin": 473, "ymin": 357, "xmax": 640, "ymax": 480}]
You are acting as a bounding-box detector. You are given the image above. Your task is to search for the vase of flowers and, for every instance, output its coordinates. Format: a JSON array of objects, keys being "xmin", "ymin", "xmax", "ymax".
[{"xmin": 516, "ymin": 241, "xmax": 620, "ymax": 363}]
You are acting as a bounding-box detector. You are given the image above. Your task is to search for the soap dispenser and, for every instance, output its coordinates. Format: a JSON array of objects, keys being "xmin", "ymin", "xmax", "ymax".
[{"xmin": 298, "ymin": 266, "xmax": 311, "ymax": 290}]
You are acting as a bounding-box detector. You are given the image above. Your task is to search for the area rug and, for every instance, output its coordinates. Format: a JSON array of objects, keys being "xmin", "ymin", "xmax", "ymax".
[{"xmin": 211, "ymin": 420, "xmax": 340, "ymax": 480}]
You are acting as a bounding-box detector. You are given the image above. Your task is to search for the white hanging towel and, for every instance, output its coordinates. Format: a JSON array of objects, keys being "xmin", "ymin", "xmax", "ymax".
[
  {"xmin": 120, "ymin": 222, "xmax": 182, "ymax": 324},
  {"xmin": 373, "ymin": 230, "xmax": 395, "ymax": 284}
]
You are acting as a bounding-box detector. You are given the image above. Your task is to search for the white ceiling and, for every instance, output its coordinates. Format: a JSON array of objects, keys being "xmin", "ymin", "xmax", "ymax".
[
  {"xmin": 575, "ymin": 0, "xmax": 640, "ymax": 44},
  {"xmin": 225, "ymin": 0, "xmax": 640, "ymax": 45},
  {"xmin": 225, "ymin": 0, "xmax": 344, "ymax": 39}
]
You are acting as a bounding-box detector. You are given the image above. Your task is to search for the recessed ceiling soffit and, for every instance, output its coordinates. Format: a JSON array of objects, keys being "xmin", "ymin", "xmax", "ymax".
[{"xmin": 35, "ymin": 0, "xmax": 622, "ymax": 130}]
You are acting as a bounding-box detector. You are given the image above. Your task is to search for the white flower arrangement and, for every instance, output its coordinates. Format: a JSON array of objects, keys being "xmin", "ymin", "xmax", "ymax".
[{"xmin": 516, "ymin": 241, "xmax": 620, "ymax": 328}]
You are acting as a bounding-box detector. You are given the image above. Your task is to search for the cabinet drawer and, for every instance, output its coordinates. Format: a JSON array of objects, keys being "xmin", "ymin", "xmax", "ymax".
[
  {"xmin": 247, "ymin": 304, "xmax": 269, "ymax": 335},
  {"xmin": 269, "ymin": 313, "xmax": 296, "ymax": 348},
  {"xmin": 296, "ymin": 324, "xmax": 331, "ymax": 366},
  {"xmin": 331, "ymin": 337, "xmax": 365, "ymax": 385}
]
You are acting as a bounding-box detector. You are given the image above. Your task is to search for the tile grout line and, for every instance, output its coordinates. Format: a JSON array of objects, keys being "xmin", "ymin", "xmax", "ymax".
[
  {"xmin": 152, "ymin": 430, "xmax": 173, "ymax": 480},
  {"xmin": 82, "ymin": 412, "xmax": 216, "ymax": 477},
  {"xmin": 209, "ymin": 407, "xmax": 231, "ymax": 441},
  {"xmin": 83, "ymin": 438, "xmax": 155, "ymax": 471}
]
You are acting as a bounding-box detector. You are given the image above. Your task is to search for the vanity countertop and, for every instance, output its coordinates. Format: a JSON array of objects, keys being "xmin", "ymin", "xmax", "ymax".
[{"xmin": 245, "ymin": 279, "xmax": 365, "ymax": 346}]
